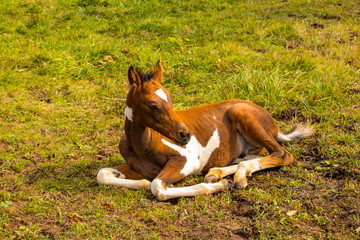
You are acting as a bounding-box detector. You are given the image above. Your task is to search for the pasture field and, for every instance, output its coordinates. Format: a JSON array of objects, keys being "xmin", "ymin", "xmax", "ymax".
[{"xmin": 0, "ymin": 0, "xmax": 359, "ymax": 239}]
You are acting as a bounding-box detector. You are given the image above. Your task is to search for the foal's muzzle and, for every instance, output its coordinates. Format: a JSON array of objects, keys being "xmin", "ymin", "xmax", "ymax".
[
  {"xmin": 174, "ymin": 124, "xmax": 190, "ymax": 145},
  {"xmin": 178, "ymin": 130, "xmax": 190, "ymax": 142}
]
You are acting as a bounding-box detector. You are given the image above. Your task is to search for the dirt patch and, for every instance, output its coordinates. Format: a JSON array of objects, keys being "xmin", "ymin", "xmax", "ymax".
[
  {"xmin": 274, "ymin": 107, "xmax": 305, "ymax": 121},
  {"xmin": 348, "ymin": 83, "xmax": 360, "ymax": 95},
  {"xmin": 350, "ymin": 31, "xmax": 358, "ymax": 42},
  {"xmin": 31, "ymin": 88, "xmax": 52, "ymax": 103},
  {"xmin": 324, "ymin": 165, "xmax": 360, "ymax": 179},
  {"xmin": 309, "ymin": 23, "xmax": 324, "ymax": 29},
  {"xmin": 298, "ymin": 137, "xmax": 328, "ymax": 162},
  {"xmin": 293, "ymin": 178, "xmax": 360, "ymax": 235},
  {"xmin": 256, "ymin": 48, "xmax": 267, "ymax": 53},
  {"xmin": 170, "ymin": 201, "xmax": 258, "ymax": 239},
  {"xmin": 274, "ymin": 107, "xmax": 321, "ymax": 124},
  {"xmin": 96, "ymin": 148, "xmax": 117, "ymax": 158},
  {"xmin": 226, "ymin": 169, "xmax": 359, "ymax": 238},
  {"xmin": 320, "ymin": 13, "xmax": 341, "ymax": 21},
  {"xmin": 287, "ymin": 13, "xmax": 307, "ymax": 19},
  {"xmin": 343, "ymin": 120, "xmax": 359, "ymax": 133},
  {"xmin": 285, "ymin": 41, "xmax": 299, "ymax": 50},
  {"xmin": 298, "ymin": 136, "xmax": 360, "ymax": 177}
]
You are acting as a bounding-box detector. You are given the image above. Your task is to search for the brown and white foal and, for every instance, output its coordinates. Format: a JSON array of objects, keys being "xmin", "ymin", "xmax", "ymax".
[{"xmin": 97, "ymin": 61, "xmax": 313, "ymax": 201}]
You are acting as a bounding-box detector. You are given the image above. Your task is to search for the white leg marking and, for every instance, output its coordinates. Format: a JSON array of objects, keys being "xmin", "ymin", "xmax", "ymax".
[
  {"xmin": 207, "ymin": 164, "xmax": 238, "ymax": 178},
  {"xmin": 151, "ymin": 178, "xmax": 228, "ymax": 201},
  {"xmin": 205, "ymin": 155, "xmax": 264, "ymax": 183},
  {"xmin": 124, "ymin": 105, "xmax": 133, "ymax": 121},
  {"xmin": 97, "ymin": 168, "xmax": 151, "ymax": 190},
  {"xmin": 161, "ymin": 129, "xmax": 220, "ymax": 175},
  {"xmin": 234, "ymin": 158, "xmax": 262, "ymax": 187},
  {"xmin": 154, "ymin": 88, "xmax": 168, "ymax": 102},
  {"xmin": 217, "ymin": 165, "xmax": 238, "ymax": 176}
]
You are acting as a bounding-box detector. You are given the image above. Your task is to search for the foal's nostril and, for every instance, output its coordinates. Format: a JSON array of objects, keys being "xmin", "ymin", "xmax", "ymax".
[
  {"xmin": 178, "ymin": 130, "xmax": 190, "ymax": 140},
  {"xmin": 179, "ymin": 131, "xmax": 185, "ymax": 139}
]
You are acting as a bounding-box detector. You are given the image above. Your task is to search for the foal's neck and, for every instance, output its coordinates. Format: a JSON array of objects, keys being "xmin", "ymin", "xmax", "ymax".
[{"xmin": 125, "ymin": 120, "xmax": 157, "ymax": 154}]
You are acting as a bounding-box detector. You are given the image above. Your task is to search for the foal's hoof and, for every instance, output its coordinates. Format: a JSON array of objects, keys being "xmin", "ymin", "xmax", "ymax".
[
  {"xmin": 226, "ymin": 179, "xmax": 234, "ymax": 190},
  {"xmin": 234, "ymin": 179, "xmax": 248, "ymax": 189},
  {"xmin": 204, "ymin": 175, "xmax": 219, "ymax": 183},
  {"xmin": 218, "ymin": 179, "xmax": 232, "ymax": 191},
  {"xmin": 204, "ymin": 169, "xmax": 222, "ymax": 183}
]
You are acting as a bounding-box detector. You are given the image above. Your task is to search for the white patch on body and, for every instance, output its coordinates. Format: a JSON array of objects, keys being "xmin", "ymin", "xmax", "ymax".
[
  {"xmin": 155, "ymin": 88, "xmax": 168, "ymax": 102},
  {"xmin": 213, "ymin": 116, "xmax": 216, "ymax": 120},
  {"xmin": 124, "ymin": 105, "xmax": 133, "ymax": 121},
  {"xmin": 161, "ymin": 129, "xmax": 220, "ymax": 176}
]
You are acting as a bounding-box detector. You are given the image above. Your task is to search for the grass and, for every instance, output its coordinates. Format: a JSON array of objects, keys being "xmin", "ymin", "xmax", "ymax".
[{"xmin": 0, "ymin": 0, "xmax": 359, "ymax": 239}]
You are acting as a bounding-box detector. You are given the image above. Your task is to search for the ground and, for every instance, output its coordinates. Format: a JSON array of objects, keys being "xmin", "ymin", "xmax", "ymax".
[{"xmin": 0, "ymin": 0, "xmax": 359, "ymax": 239}]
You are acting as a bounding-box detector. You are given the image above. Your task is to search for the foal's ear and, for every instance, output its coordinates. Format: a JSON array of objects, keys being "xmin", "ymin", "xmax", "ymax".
[
  {"xmin": 152, "ymin": 60, "xmax": 163, "ymax": 82},
  {"xmin": 128, "ymin": 66, "xmax": 142, "ymax": 88}
]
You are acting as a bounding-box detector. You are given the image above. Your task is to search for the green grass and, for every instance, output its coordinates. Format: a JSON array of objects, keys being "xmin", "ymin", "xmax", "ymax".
[{"xmin": 1, "ymin": 0, "xmax": 359, "ymax": 239}]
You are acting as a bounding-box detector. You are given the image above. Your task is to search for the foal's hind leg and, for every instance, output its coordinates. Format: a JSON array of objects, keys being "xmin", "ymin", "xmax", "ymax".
[
  {"xmin": 228, "ymin": 103, "xmax": 294, "ymax": 188},
  {"xmin": 204, "ymin": 155, "xmax": 262, "ymax": 183},
  {"xmin": 234, "ymin": 150, "xmax": 293, "ymax": 188}
]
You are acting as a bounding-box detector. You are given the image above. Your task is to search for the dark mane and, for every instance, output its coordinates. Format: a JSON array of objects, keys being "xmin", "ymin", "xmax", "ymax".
[{"xmin": 137, "ymin": 70, "xmax": 154, "ymax": 83}]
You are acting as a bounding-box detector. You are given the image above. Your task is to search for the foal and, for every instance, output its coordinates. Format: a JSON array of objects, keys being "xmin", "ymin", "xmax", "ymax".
[{"xmin": 97, "ymin": 61, "xmax": 313, "ymax": 201}]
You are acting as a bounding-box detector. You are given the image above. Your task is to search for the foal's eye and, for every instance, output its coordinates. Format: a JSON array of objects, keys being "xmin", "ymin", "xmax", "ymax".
[{"xmin": 148, "ymin": 104, "xmax": 159, "ymax": 111}]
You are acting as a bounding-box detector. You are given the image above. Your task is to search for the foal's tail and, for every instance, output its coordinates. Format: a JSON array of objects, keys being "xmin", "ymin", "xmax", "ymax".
[{"xmin": 276, "ymin": 124, "xmax": 314, "ymax": 143}]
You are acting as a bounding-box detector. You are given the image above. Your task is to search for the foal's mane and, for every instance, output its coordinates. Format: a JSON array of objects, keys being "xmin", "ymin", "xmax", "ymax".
[{"xmin": 137, "ymin": 69, "xmax": 155, "ymax": 83}]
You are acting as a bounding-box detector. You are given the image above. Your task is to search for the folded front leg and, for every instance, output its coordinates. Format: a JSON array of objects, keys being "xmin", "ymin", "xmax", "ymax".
[
  {"xmin": 151, "ymin": 178, "xmax": 230, "ymax": 201},
  {"xmin": 151, "ymin": 158, "xmax": 230, "ymax": 201},
  {"xmin": 97, "ymin": 164, "xmax": 151, "ymax": 190}
]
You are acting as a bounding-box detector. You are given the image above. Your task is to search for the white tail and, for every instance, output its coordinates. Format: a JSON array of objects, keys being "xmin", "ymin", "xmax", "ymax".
[{"xmin": 276, "ymin": 124, "xmax": 314, "ymax": 143}]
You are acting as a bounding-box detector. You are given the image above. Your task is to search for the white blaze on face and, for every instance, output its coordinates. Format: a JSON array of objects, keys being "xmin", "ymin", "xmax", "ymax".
[
  {"xmin": 124, "ymin": 105, "xmax": 133, "ymax": 121},
  {"xmin": 161, "ymin": 129, "xmax": 220, "ymax": 176},
  {"xmin": 155, "ymin": 88, "xmax": 168, "ymax": 102}
]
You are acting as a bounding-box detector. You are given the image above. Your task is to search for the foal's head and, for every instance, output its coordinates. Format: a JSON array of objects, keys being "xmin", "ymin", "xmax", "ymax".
[{"xmin": 125, "ymin": 61, "xmax": 190, "ymax": 145}]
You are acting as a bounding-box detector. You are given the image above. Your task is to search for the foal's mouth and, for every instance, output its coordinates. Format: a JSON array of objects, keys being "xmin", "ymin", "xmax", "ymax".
[{"xmin": 171, "ymin": 137, "xmax": 189, "ymax": 146}]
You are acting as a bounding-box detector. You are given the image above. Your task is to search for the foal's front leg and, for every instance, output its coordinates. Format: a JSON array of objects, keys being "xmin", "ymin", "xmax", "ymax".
[
  {"xmin": 151, "ymin": 158, "xmax": 230, "ymax": 201},
  {"xmin": 97, "ymin": 136, "xmax": 153, "ymax": 190},
  {"xmin": 97, "ymin": 164, "xmax": 151, "ymax": 190}
]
